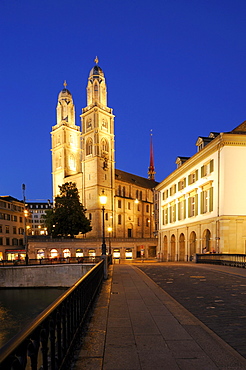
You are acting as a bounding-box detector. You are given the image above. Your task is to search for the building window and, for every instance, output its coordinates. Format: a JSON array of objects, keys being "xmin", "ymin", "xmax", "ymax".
[
  {"xmin": 137, "ymin": 218, "xmax": 140, "ymax": 226},
  {"xmin": 188, "ymin": 194, "xmax": 198, "ymax": 217},
  {"xmin": 6, "ymin": 226, "xmax": 9, "ymax": 234},
  {"xmin": 170, "ymin": 184, "xmax": 176, "ymax": 196},
  {"xmin": 0, "ymin": 237, "xmax": 2, "ymax": 245},
  {"xmin": 146, "ymin": 218, "xmax": 149, "ymax": 227},
  {"xmin": 146, "ymin": 204, "xmax": 149, "ymax": 213},
  {"xmin": 6, "ymin": 238, "xmax": 10, "ymax": 246},
  {"xmin": 169, "ymin": 203, "xmax": 176, "ymax": 223},
  {"xmin": 118, "ymin": 200, "xmax": 122, "ymax": 208},
  {"xmin": 201, "ymin": 187, "xmax": 213, "ymax": 214},
  {"xmin": 12, "ymin": 238, "xmax": 18, "ymax": 246},
  {"xmin": 128, "ymin": 229, "xmax": 132, "ymax": 238},
  {"xmin": 13, "ymin": 226, "xmax": 17, "ymax": 234},
  {"xmin": 188, "ymin": 170, "xmax": 198, "ymax": 185},
  {"xmin": 201, "ymin": 159, "xmax": 214, "ymax": 178},
  {"xmin": 118, "ymin": 215, "xmax": 122, "ymax": 225},
  {"xmin": 86, "ymin": 138, "xmax": 93, "ymax": 156},
  {"xmin": 128, "ymin": 202, "xmax": 131, "ymax": 210},
  {"xmin": 178, "ymin": 178, "xmax": 186, "ymax": 191},
  {"xmin": 0, "ymin": 225, "xmax": 2, "ymax": 233},
  {"xmin": 178, "ymin": 198, "xmax": 186, "ymax": 220}
]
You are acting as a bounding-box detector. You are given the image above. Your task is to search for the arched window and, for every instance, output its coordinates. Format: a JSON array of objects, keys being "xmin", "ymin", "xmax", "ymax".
[
  {"xmin": 94, "ymin": 83, "xmax": 98, "ymax": 99},
  {"xmin": 63, "ymin": 249, "xmax": 71, "ymax": 258},
  {"xmin": 101, "ymin": 138, "xmax": 109, "ymax": 153},
  {"xmin": 86, "ymin": 138, "xmax": 93, "ymax": 155}
]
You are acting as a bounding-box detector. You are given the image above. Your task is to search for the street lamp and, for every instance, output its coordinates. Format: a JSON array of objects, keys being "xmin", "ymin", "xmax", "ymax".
[
  {"xmin": 99, "ymin": 190, "xmax": 107, "ymax": 255},
  {"xmin": 108, "ymin": 226, "xmax": 112, "ymax": 254}
]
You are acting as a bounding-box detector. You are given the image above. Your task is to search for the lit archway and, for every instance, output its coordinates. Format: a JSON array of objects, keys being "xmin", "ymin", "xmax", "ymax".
[
  {"xmin": 190, "ymin": 231, "xmax": 196, "ymax": 258},
  {"xmin": 63, "ymin": 249, "xmax": 71, "ymax": 258},
  {"xmin": 163, "ymin": 235, "xmax": 168, "ymax": 261},
  {"xmin": 179, "ymin": 233, "xmax": 185, "ymax": 261},
  {"xmin": 170, "ymin": 234, "xmax": 176, "ymax": 261},
  {"xmin": 202, "ymin": 229, "xmax": 211, "ymax": 252}
]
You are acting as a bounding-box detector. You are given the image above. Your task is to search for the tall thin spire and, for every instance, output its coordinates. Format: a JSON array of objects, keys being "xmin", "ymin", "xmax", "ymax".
[{"xmin": 148, "ymin": 130, "xmax": 156, "ymax": 181}]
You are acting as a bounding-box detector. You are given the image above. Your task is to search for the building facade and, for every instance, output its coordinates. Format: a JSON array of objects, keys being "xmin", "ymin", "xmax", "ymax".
[
  {"xmin": 156, "ymin": 122, "xmax": 246, "ymax": 261},
  {"xmin": 28, "ymin": 59, "xmax": 158, "ymax": 260},
  {"xmin": 27, "ymin": 201, "xmax": 53, "ymax": 236},
  {"xmin": 0, "ymin": 196, "xmax": 27, "ymax": 260}
]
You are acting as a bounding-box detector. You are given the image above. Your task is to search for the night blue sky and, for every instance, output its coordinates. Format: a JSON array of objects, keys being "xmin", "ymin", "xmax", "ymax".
[{"xmin": 1, "ymin": 0, "xmax": 246, "ymax": 201}]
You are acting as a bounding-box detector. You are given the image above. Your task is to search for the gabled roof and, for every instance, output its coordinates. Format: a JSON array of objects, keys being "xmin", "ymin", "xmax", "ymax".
[
  {"xmin": 230, "ymin": 121, "xmax": 246, "ymax": 134},
  {"xmin": 115, "ymin": 169, "xmax": 158, "ymax": 189}
]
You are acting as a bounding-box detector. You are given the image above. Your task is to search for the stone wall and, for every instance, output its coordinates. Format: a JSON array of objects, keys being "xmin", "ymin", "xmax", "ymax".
[{"xmin": 0, "ymin": 264, "xmax": 94, "ymax": 288}]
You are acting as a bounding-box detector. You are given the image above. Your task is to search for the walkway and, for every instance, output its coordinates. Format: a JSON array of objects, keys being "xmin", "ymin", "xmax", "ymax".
[{"xmin": 72, "ymin": 263, "xmax": 246, "ymax": 369}]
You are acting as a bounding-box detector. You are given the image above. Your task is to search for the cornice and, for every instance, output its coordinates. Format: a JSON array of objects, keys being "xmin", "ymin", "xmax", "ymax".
[{"xmin": 156, "ymin": 132, "xmax": 246, "ymax": 190}]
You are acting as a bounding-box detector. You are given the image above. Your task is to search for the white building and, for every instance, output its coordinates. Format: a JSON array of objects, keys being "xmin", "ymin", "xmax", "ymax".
[{"xmin": 156, "ymin": 122, "xmax": 246, "ymax": 261}]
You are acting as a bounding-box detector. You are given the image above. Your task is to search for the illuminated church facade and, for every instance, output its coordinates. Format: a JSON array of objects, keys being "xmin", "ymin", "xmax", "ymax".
[{"xmin": 48, "ymin": 59, "xmax": 158, "ymax": 259}]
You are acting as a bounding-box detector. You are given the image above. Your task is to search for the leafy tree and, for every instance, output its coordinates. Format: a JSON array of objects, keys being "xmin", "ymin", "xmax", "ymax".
[{"xmin": 43, "ymin": 182, "xmax": 92, "ymax": 238}]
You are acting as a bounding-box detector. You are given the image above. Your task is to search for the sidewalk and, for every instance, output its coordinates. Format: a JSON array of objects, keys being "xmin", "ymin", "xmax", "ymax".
[{"xmin": 73, "ymin": 264, "xmax": 246, "ymax": 369}]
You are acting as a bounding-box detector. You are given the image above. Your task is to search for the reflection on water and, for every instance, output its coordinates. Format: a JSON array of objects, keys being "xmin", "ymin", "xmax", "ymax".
[{"xmin": 0, "ymin": 288, "xmax": 67, "ymax": 348}]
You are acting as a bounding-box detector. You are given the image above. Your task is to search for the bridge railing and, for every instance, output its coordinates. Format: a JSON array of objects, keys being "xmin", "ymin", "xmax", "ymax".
[
  {"xmin": 0, "ymin": 260, "xmax": 104, "ymax": 370},
  {"xmin": 196, "ymin": 253, "xmax": 246, "ymax": 268},
  {"xmin": 0, "ymin": 256, "xmax": 101, "ymax": 267}
]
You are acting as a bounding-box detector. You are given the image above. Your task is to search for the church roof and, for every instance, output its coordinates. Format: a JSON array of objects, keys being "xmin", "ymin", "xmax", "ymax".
[
  {"xmin": 89, "ymin": 65, "xmax": 104, "ymax": 78},
  {"xmin": 115, "ymin": 169, "xmax": 158, "ymax": 189},
  {"xmin": 58, "ymin": 88, "xmax": 72, "ymax": 99}
]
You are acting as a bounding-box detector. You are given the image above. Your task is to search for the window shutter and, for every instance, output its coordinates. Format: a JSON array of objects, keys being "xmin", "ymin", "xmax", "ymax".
[
  {"xmin": 174, "ymin": 184, "xmax": 176, "ymax": 194},
  {"xmin": 201, "ymin": 191, "xmax": 204, "ymax": 214},
  {"xmin": 201, "ymin": 165, "xmax": 204, "ymax": 177},
  {"xmin": 174, "ymin": 204, "xmax": 176, "ymax": 222},
  {"xmin": 162, "ymin": 209, "xmax": 164, "ymax": 225},
  {"xmin": 210, "ymin": 159, "xmax": 214, "ymax": 173},
  {"xmin": 184, "ymin": 178, "xmax": 186, "ymax": 187},
  {"xmin": 188, "ymin": 197, "xmax": 191, "ymax": 217},
  {"xmin": 209, "ymin": 187, "xmax": 213, "ymax": 212},
  {"xmin": 195, "ymin": 194, "xmax": 198, "ymax": 216},
  {"xmin": 188, "ymin": 175, "xmax": 191, "ymax": 185},
  {"xmin": 184, "ymin": 199, "xmax": 186, "ymax": 219},
  {"xmin": 178, "ymin": 202, "xmax": 180, "ymax": 220},
  {"xmin": 195, "ymin": 169, "xmax": 198, "ymax": 181}
]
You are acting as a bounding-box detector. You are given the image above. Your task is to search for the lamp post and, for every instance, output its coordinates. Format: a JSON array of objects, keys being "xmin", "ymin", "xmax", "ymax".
[
  {"xmin": 108, "ymin": 226, "xmax": 112, "ymax": 254},
  {"xmin": 99, "ymin": 190, "xmax": 107, "ymax": 255},
  {"xmin": 22, "ymin": 184, "xmax": 29, "ymax": 265}
]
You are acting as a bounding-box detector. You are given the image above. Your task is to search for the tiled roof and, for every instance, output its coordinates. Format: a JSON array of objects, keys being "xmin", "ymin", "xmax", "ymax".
[{"xmin": 115, "ymin": 169, "xmax": 158, "ymax": 189}]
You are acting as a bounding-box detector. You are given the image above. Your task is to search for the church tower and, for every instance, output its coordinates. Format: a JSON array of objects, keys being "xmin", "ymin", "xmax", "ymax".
[
  {"xmin": 51, "ymin": 82, "xmax": 81, "ymax": 197},
  {"xmin": 81, "ymin": 58, "xmax": 115, "ymax": 237}
]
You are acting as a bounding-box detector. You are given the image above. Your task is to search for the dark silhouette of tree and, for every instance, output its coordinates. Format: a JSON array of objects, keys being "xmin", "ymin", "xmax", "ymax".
[{"xmin": 42, "ymin": 182, "xmax": 92, "ymax": 237}]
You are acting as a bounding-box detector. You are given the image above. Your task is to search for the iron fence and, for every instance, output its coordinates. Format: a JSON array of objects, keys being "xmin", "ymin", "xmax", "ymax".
[
  {"xmin": 0, "ymin": 260, "xmax": 104, "ymax": 369},
  {"xmin": 196, "ymin": 253, "xmax": 246, "ymax": 268}
]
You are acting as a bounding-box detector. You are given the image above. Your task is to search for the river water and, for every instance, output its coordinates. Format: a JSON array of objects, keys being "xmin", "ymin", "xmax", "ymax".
[{"xmin": 0, "ymin": 288, "xmax": 67, "ymax": 348}]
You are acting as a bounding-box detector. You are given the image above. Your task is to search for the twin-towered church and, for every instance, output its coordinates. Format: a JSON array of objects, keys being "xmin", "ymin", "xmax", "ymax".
[{"xmin": 50, "ymin": 58, "xmax": 158, "ymax": 259}]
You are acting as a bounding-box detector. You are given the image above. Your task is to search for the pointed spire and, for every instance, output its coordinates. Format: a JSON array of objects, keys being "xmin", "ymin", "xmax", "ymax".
[
  {"xmin": 94, "ymin": 56, "xmax": 99, "ymax": 64},
  {"xmin": 148, "ymin": 130, "xmax": 156, "ymax": 181},
  {"xmin": 63, "ymin": 80, "xmax": 67, "ymax": 89}
]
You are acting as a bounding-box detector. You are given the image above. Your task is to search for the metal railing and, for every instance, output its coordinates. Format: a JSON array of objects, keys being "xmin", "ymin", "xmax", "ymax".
[
  {"xmin": 196, "ymin": 253, "xmax": 246, "ymax": 268},
  {"xmin": 0, "ymin": 256, "xmax": 101, "ymax": 267},
  {"xmin": 0, "ymin": 260, "xmax": 104, "ymax": 369}
]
